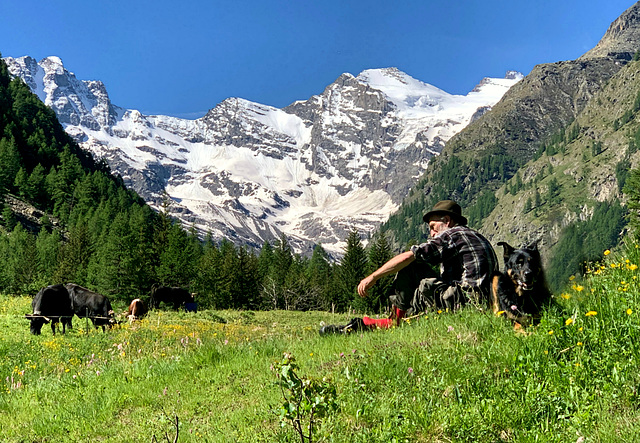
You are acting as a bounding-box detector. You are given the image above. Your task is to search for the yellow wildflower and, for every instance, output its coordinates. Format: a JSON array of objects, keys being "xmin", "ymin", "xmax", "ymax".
[
  {"xmin": 569, "ymin": 275, "xmax": 576, "ymax": 281},
  {"xmin": 629, "ymin": 264, "xmax": 638, "ymax": 271},
  {"xmin": 497, "ymin": 310, "xmax": 505, "ymax": 316},
  {"xmin": 548, "ymin": 330, "xmax": 554, "ymax": 335},
  {"xmin": 561, "ymin": 293, "xmax": 571, "ymax": 299},
  {"xmin": 573, "ymin": 285, "xmax": 584, "ymax": 292},
  {"xmin": 565, "ymin": 318, "xmax": 574, "ymax": 326},
  {"xmin": 604, "ymin": 249, "xmax": 611, "ymax": 256},
  {"xmin": 585, "ymin": 311, "xmax": 597, "ymax": 317},
  {"xmin": 627, "ymin": 309, "xmax": 633, "ymax": 315},
  {"xmin": 577, "ymin": 342, "xmax": 583, "ymax": 346}
]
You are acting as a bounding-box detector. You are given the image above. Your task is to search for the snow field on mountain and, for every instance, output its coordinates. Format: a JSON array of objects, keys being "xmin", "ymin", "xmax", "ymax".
[{"xmin": 5, "ymin": 55, "xmax": 522, "ymax": 254}]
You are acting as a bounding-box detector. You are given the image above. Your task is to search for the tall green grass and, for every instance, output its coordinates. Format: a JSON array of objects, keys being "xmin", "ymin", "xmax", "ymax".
[{"xmin": 2, "ymin": 243, "xmax": 640, "ymax": 442}]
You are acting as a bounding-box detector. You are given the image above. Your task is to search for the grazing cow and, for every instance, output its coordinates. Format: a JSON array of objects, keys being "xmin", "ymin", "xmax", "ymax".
[
  {"xmin": 127, "ymin": 298, "xmax": 147, "ymax": 322},
  {"xmin": 29, "ymin": 284, "xmax": 73, "ymax": 335},
  {"xmin": 65, "ymin": 283, "xmax": 115, "ymax": 331},
  {"xmin": 150, "ymin": 286, "xmax": 195, "ymax": 310}
]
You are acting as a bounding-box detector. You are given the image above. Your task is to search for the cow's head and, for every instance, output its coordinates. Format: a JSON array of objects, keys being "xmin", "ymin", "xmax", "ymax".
[{"xmin": 29, "ymin": 312, "xmax": 49, "ymax": 335}]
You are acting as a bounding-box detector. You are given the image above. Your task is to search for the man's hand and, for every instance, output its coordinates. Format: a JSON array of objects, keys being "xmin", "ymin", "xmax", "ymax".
[{"xmin": 357, "ymin": 275, "xmax": 376, "ymax": 298}]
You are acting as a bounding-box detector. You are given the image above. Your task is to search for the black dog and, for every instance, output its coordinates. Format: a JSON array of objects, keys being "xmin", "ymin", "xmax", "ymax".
[{"xmin": 490, "ymin": 241, "xmax": 552, "ymax": 328}]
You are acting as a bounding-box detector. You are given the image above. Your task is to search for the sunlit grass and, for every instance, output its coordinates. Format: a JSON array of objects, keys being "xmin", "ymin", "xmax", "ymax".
[{"xmin": 2, "ymin": 244, "xmax": 640, "ymax": 441}]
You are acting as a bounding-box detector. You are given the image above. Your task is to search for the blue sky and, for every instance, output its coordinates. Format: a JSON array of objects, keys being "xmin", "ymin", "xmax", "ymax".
[{"xmin": 0, "ymin": 0, "xmax": 634, "ymax": 118}]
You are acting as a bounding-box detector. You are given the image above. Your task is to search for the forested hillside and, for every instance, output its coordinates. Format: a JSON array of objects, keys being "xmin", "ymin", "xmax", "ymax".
[
  {"xmin": 0, "ymin": 55, "xmax": 399, "ymax": 313},
  {"xmin": 381, "ymin": 4, "xmax": 640, "ymax": 291}
]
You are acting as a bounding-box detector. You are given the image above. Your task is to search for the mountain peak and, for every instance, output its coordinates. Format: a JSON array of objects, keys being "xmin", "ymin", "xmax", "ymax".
[
  {"xmin": 357, "ymin": 67, "xmax": 446, "ymax": 93},
  {"xmin": 580, "ymin": 2, "xmax": 640, "ymax": 61},
  {"xmin": 355, "ymin": 67, "xmax": 450, "ymax": 111},
  {"xmin": 41, "ymin": 55, "xmax": 64, "ymax": 66}
]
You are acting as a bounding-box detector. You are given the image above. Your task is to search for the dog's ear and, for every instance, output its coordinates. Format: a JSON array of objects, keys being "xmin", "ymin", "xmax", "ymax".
[{"xmin": 497, "ymin": 241, "xmax": 515, "ymax": 260}]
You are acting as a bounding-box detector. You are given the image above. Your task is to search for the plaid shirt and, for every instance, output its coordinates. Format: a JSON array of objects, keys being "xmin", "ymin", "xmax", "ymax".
[{"xmin": 410, "ymin": 225, "xmax": 498, "ymax": 294}]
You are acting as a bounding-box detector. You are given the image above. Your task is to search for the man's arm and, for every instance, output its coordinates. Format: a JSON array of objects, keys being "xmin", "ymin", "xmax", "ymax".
[{"xmin": 357, "ymin": 250, "xmax": 415, "ymax": 297}]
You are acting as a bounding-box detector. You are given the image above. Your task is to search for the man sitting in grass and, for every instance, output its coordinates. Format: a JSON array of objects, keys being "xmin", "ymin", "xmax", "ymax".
[{"xmin": 321, "ymin": 200, "xmax": 498, "ymax": 335}]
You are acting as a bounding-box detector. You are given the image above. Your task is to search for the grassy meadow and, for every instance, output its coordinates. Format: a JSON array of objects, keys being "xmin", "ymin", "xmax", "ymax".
[{"xmin": 2, "ymin": 243, "xmax": 640, "ymax": 442}]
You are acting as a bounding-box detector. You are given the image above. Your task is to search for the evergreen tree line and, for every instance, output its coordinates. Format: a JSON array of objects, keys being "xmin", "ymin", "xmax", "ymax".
[{"xmin": 0, "ymin": 215, "xmax": 396, "ymax": 313}]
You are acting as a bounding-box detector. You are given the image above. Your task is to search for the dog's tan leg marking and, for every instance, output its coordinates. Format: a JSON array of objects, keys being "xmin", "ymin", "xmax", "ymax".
[{"xmin": 491, "ymin": 275, "xmax": 500, "ymax": 314}]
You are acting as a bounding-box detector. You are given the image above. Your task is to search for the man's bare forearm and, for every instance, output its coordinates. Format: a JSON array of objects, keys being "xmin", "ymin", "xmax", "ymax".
[
  {"xmin": 371, "ymin": 250, "xmax": 415, "ymax": 280},
  {"xmin": 358, "ymin": 251, "xmax": 415, "ymax": 297}
]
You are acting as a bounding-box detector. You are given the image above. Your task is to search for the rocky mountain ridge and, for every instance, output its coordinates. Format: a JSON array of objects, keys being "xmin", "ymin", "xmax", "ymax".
[
  {"xmin": 381, "ymin": 1, "xmax": 640, "ymax": 287},
  {"xmin": 5, "ymin": 56, "xmax": 521, "ymax": 255}
]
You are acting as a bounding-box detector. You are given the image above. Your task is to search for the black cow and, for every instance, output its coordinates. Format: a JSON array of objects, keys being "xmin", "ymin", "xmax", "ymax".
[
  {"xmin": 65, "ymin": 283, "xmax": 115, "ymax": 331},
  {"xmin": 150, "ymin": 286, "xmax": 194, "ymax": 310},
  {"xmin": 30, "ymin": 284, "xmax": 74, "ymax": 335}
]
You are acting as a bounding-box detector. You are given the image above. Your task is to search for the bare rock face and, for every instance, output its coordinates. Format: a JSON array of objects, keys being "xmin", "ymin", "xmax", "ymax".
[
  {"xmin": 446, "ymin": 58, "xmax": 622, "ymax": 161},
  {"xmin": 580, "ymin": 2, "xmax": 640, "ymax": 61}
]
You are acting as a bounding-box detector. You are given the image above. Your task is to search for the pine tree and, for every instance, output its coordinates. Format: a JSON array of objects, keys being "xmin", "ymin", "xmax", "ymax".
[
  {"xmin": 87, "ymin": 211, "xmax": 132, "ymax": 299},
  {"xmin": 547, "ymin": 178, "xmax": 560, "ymax": 205},
  {"xmin": 217, "ymin": 239, "xmax": 237, "ymax": 308},
  {"xmin": 35, "ymin": 228, "xmax": 61, "ymax": 287},
  {"xmin": 54, "ymin": 223, "xmax": 93, "ymax": 285},
  {"xmin": 2, "ymin": 204, "xmax": 16, "ymax": 230},
  {"xmin": 28, "ymin": 163, "xmax": 47, "ymax": 206},
  {"xmin": 4, "ymin": 225, "xmax": 37, "ymax": 293},
  {"xmin": 13, "ymin": 167, "xmax": 30, "ymax": 199},
  {"xmin": 534, "ymin": 188, "xmax": 542, "ymax": 207},
  {"xmin": 234, "ymin": 246, "xmax": 261, "ymax": 309},
  {"xmin": 357, "ymin": 231, "xmax": 394, "ymax": 313},
  {"xmin": 283, "ymin": 255, "xmax": 315, "ymax": 311},
  {"xmin": 127, "ymin": 205, "xmax": 159, "ymax": 298},
  {"xmin": 307, "ymin": 244, "xmax": 332, "ymax": 310},
  {"xmin": 194, "ymin": 236, "xmax": 223, "ymax": 308},
  {"xmin": 156, "ymin": 222, "xmax": 198, "ymax": 287},
  {"xmin": 0, "ymin": 137, "xmax": 20, "ymax": 194},
  {"xmin": 258, "ymin": 240, "xmax": 274, "ymax": 281},
  {"xmin": 261, "ymin": 234, "xmax": 294, "ymax": 309},
  {"xmin": 272, "ymin": 233, "xmax": 293, "ymax": 287},
  {"xmin": 335, "ymin": 229, "xmax": 368, "ymax": 312}
]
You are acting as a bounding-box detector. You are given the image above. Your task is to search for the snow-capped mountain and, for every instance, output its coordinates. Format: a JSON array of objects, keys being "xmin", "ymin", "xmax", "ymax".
[{"xmin": 4, "ymin": 56, "xmax": 522, "ymax": 255}]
